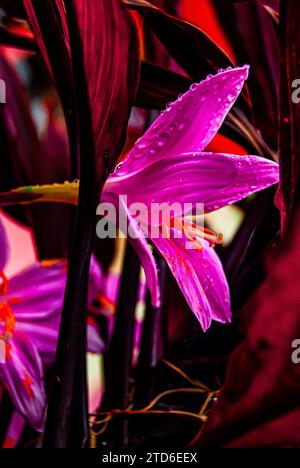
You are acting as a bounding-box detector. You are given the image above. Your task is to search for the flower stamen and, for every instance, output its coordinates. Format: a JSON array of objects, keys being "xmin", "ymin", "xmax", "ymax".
[
  {"xmin": 179, "ymin": 219, "xmax": 223, "ymax": 249},
  {"xmin": 0, "ymin": 271, "xmax": 9, "ymax": 294},
  {"xmin": 0, "ymin": 301, "xmax": 16, "ymax": 343}
]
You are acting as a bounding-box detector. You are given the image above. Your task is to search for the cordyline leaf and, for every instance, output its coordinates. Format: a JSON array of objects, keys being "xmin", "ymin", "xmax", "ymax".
[
  {"xmin": 261, "ymin": 0, "xmax": 279, "ymax": 13},
  {"xmin": 0, "ymin": 51, "xmax": 72, "ymax": 258},
  {"xmin": 0, "ymin": 53, "xmax": 46, "ymax": 184},
  {"xmin": 39, "ymin": 0, "xmax": 140, "ymax": 448},
  {"xmin": 194, "ymin": 206, "xmax": 300, "ymax": 448},
  {"xmin": 123, "ymin": 0, "xmax": 234, "ymax": 80},
  {"xmin": 124, "ymin": 0, "xmax": 272, "ymax": 157},
  {"xmin": 212, "ymin": 0, "xmax": 279, "ymax": 148},
  {"xmin": 68, "ymin": 0, "xmax": 140, "ymax": 177},
  {"xmin": 135, "ymin": 61, "xmax": 192, "ymax": 109},
  {"xmin": 22, "ymin": 0, "xmax": 71, "ymax": 82},
  {"xmin": 277, "ymin": 0, "xmax": 300, "ymax": 231},
  {"xmin": 22, "ymin": 0, "xmax": 78, "ymax": 177},
  {"xmin": 263, "ymin": 5, "xmax": 279, "ymax": 25}
]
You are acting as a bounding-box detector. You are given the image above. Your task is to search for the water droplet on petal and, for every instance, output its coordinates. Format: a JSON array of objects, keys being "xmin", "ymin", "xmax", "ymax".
[
  {"xmin": 158, "ymin": 132, "xmax": 169, "ymax": 147},
  {"xmin": 137, "ymin": 141, "xmax": 148, "ymax": 149},
  {"xmin": 190, "ymin": 83, "xmax": 198, "ymax": 91},
  {"xmin": 177, "ymin": 122, "xmax": 186, "ymax": 131},
  {"xmin": 114, "ymin": 162, "xmax": 124, "ymax": 172}
]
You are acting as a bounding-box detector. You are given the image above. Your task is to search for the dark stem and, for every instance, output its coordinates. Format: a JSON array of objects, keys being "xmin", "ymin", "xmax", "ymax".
[
  {"xmin": 101, "ymin": 243, "xmax": 141, "ymax": 448},
  {"xmin": 134, "ymin": 255, "xmax": 169, "ymax": 408},
  {"xmin": 43, "ymin": 2, "xmax": 100, "ymax": 448}
]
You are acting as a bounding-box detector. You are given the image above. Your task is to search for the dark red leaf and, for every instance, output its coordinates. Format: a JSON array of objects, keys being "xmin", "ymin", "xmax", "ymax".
[
  {"xmin": 135, "ymin": 61, "xmax": 192, "ymax": 109},
  {"xmin": 212, "ymin": 0, "xmax": 279, "ymax": 147},
  {"xmin": 277, "ymin": 0, "xmax": 300, "ymax": 231},
  {"xmin": 0, "ymin": 51, "xmax": 72, "ymax": 258},
  {"xmin": 69, "ymin": 0, "xmax": 140, "ymax": 177},
  {"xmin": 124, "ymin": 0, "xmax": 233, "ymax": 80},
  {"xmin": 22, "ymin": 0, "xmax": 78, "ymax": 177},
  {"xmin": 40, "ymin": 0, "xmax": 140, "ymax": 448},
  {"xmin": 194, "ymin": 206, "xmax": 300, "ymax": 448}
]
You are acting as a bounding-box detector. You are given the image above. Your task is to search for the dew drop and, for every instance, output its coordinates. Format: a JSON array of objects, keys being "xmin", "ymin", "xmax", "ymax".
[
  {"xmin": 136, "ymin": 141, "xmax": 148, "ymax": 150},
  {"xmin": 157, "ymin": 132, "xmax": 169, "ymax": 147},
  {"xmin": 114, "ymin": 162, "xmax": 124, "ymax": 172}
]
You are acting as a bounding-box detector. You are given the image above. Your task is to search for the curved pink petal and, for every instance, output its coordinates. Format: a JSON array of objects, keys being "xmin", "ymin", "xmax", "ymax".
[
  {"xmin": 110, "ymin": 152, "xmax": 279, "ymax": 215},
  {"xmin": 88, "ymin": 255, "xmax": 103, "ymax": 305},
  {"xmin": 118, "ymin": 197, "xmax": 160, "ymax": 308},
  {"xmin": 5, "ymin": 259, "xmax": 103, "ymax": 367},
  {"xmin": 5, "ymin": 262, "xmax": 67, "ymax": 368},
  {"xmin": 109, "ymin": 66, "xmax": 249, "ymax": 180},
  {"xmin": 151, "ymin": 231, "xmax": 230, "ymax": 331},
  {"xmin": 0, "ymin": 218, "xmax": 9, "ymax": 271},
  {"xmin": 0, "ymin": 331, "xmax": 46, "ymax": 432},
  {"xmin": 87, "ymin": 319, "xmax": 106, "ymax": 354}
]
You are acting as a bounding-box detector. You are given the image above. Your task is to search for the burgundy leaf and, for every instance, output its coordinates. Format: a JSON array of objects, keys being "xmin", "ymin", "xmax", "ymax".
[
  {"xmin": 43, "ymin": 0, "xmax": 140, "ymax": 448},
  {"xmin": 67, "ymin": 0, "xmax": 140, "ymax": 177},
  {"xmin": 124, "ymin": 0, "xmax": 233, "ymax": 80},
  {"xmin": 194, "ymin": 206, "xmax": 300, "ymax": 448},
  {"xmin": 22, "ymin": 0, "xmax": 78, "ymax": 177},
  {"xmin": 212, "ymin": 0, "xmax": 279, "ymax": 147},
  {"xmin": 0, "ymin": 51, "xmax": 72, "ymax": 258},
  {"xmin": 135, "ymin": 61, "xmax": 192, "ymax": 109},
  {"xmin": 0, "ymin": 53, "xmax": 46, "ymax": 184},
  {"xmin": 277, "ymin": 0, "xmax": 300, "ymax": 230},
  {"xmin": 22, "ymin": 0, "xmax": 71, "ymax": 82}
]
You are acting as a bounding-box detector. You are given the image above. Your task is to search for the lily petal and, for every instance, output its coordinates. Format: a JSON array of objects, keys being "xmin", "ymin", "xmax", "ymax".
[
  {"xmin": 110, "ymin": 152, "xmax": 279, "ymax": 214},
  {"xmin": 5, "ymin": 261, "xmax": 67, "ymax": 368},
  {"xmin": 118, "ymin": 197, "xmax": 160, "ymax": 307},
  {"xmin": 111, "ymin": 66, "xmax": 249, "ymax": 178},
  {"xmin": 5, "ymin": 259, "xmax": 103, "ymax": 367},
  {"xmin": 0, "ymin": 331, "xmax": 46, "ymax": 432},
  {"xmin": 151, "ymin": 231, "xmax": 230, "ymax": 331},
  {"xmin": 87, "ymin": 318, "xmax": 106, "ymax": 354}
]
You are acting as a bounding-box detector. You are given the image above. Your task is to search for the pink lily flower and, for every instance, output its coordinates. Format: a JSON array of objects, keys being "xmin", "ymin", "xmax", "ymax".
[
  {"xmin": 101, "ymin": 66, "xmax": 279, "ymax": 331},
  {"xmin": 9, "ymin": 67, "xmax": 279, "ymax": 332},
  {"xmin": 0, "ymin": 220, "xmax": 103, "ymax": 432}
]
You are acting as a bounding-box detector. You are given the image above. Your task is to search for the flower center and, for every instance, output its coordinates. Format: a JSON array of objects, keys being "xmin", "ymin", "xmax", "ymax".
[{"xmin": 177, "ymin": 219, "xmax": 223, "ymax": 251}]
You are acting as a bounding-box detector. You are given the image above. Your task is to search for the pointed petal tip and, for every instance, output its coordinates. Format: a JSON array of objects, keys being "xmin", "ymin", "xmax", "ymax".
[{"xmin": 199, "ymin": 314, "xmax": 212, "ymax": 333}]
